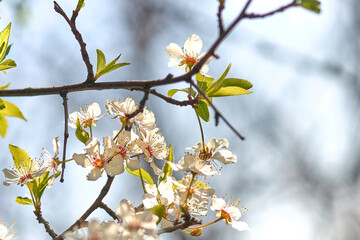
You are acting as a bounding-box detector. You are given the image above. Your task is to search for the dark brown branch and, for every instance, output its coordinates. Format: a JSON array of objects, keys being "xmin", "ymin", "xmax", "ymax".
[
  {"xmin": 60, "ymin": 92, "xmax": 69, "ymax": 182},
  {"xmin": 190, "ymin": 80, "xmax": 245, "ymax": 140},
  {"xmin": 54, "ymin": 176, "xmax": 114, "ymax": 239},
  {"xmin": 217, "ymin": 0, "xmax": 225, "ymax": 34},
  {"xmin": 245, "ymin": 0, "xmax": 297, "ymax": 19},
  {"xmin": 149, "ymin": 89, "xmax": 197, "ymax": 106},
  {"xmin": 34, "ymin": 210, "xmax": 58, "ymax": 238},
  {"xmin": 53, "ymin": 1, "xmax": 94, "ymax": 83},
  {"xmin": 99, "ymin": 202, "xmax": 118, "ymax": 221}
]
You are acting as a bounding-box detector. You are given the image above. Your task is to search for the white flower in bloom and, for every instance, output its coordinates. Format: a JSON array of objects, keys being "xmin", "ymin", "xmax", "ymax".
[
  {"xmin": 64, "ymin": 220, "xmax": 119, "ymax": 240},
  {"xmin": 73, "ymin": 136, "xmax": 124, "ymax": 181},
  {"xmin": 68, "ymin": 102, "xmax": 102, "ymax": 129},
  {"xmin": 173, "ymin": 175, "xmax": 215, "ymax": 208},
  {"xmin": 166, "ymin": 34, "xmax": 213, "ymax": 73},
  {"xmin": 0, "ymin": 221, "xmax": 17, "ymax": 240},
  {"xmin": 106, "ymin": 97, "xmax": 156, "ymax": 131},
  {"xmin": 116, "ymin": 200, "xmax": 158, "ymax": 239},
  {"xmin": 190, "ymin": 138, "xmax": 237, "ymax": 167},
  {"xmin": 41, "ymin": 137, "xmax": 61, "ymax": 188},
  {"xmin": 169, "ymin": 153, "xmax": 220, "ymax": 176},
  {"xmin": 3, "ymin": 158, "xmax": 45, "ymax": 186},
  {"xmin": 142, "ymin": 177, "xmax": 175, "ymax": 209},
  {"xmin": 134, "ymin": 128, "xmax": 168, "ymax": 176},
  {"xmin": 210, "ymin": 196, "xmax": 250, "ymax": 232}
]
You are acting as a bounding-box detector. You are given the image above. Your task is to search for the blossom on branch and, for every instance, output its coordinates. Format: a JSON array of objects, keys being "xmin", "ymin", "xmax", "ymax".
[
  {"xmin": 41, "ymin": 137, "xmax": 61, "ymax": 188},
  {"xmin": 210, "ymin": 196, "xmax": 250, "ymax": 232},
  {"xmin": 166, "ymin": 34, "xmax": 213, "ymax": 73},
  {"xmin": 68, "ymin": 102, "xmax": 103, "ymax": 129},
  {"xmin": 3, "ymin": 158, "xmax": 45, "ymax": 186}
]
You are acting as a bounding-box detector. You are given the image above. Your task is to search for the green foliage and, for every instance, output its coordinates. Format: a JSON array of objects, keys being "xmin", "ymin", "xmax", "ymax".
[
  {"xmin": 28, "ymin": 171, "xmax": 52, "ymax": 207},
  {"xmin": 196, "ymin": 73, "xmax": 214, "ymax": 92},
  {"xmin": 159, "ymin": 145, "xmax": 173, "ymax": 183},
  {"xmin": 0, "ymin": 100, "xmax": 27, "ymax": 138},
  {"xmin": 296, "ymin": 0, "xmax": 321, "ymax": 13},
  {"xmin": 76, "ymin": 0, "xmax": 85, "ymax": 11},
  {"xmin": 125, "ymin": 167, "xmax": 154, "ymax": 185},
  {"xmin": 95, "ymin": 49, "xmax": 130, "ymax": 80},
  {"xmin": 205, "ymin": 63, "xmax": 232, "ymax": 96},
  {"xmin": 168, "ymin": 87, "xmax": 196, "ymax": 98},
  {"xmin": 150, "ymin": 205, "xmax": 165, "ymax": 225},
  {"xmin": 15, "ymin": 196, "xmax": 33, "ymax": 206},
  {"xmin": 0, "ymin": 23, "xmax": 16, "ymax": 72},
  {"xmin": 195, "ymin": 100, "xmax": 210, "ymax": 122},
  {"xmin": 75, "ymin": 117, "xmax": 90, "ymax": 144},
  {"xmin": 9, "ymin": 144, "xmax": 32, "ymax": 171}
]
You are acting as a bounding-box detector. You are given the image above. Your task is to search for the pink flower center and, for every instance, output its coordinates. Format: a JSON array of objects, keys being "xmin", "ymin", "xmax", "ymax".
[
  {"xmin": 83, "ymin": 118, "xmax": 94, "ymax": 128},
  {"xmin": 93, "ymin": 158, "xmax": 104, "ymax": 168},
  {"xmin": 20, "ymin": 173, "xmax": 32, "ymax": 184},
  {"xmin": 117, "ymin": 145, "xmax": 127, "ymax": 156},
  {"xmin": 147, "ymin": 145, "xmax": 153, "ymax": 157}
]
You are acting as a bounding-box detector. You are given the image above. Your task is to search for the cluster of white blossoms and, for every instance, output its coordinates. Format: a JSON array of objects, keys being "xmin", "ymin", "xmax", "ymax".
[
  {"xmin": 0, "ymin": 221, "xmax": 17, "ymax": 240},
  {"xmin": 2, "ymin": 35, "xmax": 249, "ymax": 239}
]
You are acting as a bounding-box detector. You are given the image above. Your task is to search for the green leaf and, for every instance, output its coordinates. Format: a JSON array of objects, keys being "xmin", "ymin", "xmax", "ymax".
[
  {"xmin": 98, "ymin": 62, "xmax": 130, "ymax": 76},
  {"xmin": 9, "ymin": 144, "xmax": 32, "ymax": 171},
  {"xmin": 159, "ymin": 145, "xmax": 173, "ymax": 183},
  {"xmin": 168, "ymin": 88, "xmax": 196, "ymax": 98},
  {"xmin": 0, "ymin": 100, "xmax": 26, "ymax": 121},
  {"xmin": 194, "ymin": 180, "xmax": 211, "ymax": 189},
  {"xmin": 0, "ymin": 59, "xmax": 16, "ymax": 71},
  {"xmin": 208, "ymin": 86, "xmax": 252, "ymax": 97},
  {"xmin": 150, "ymin": 205, "xmax": 165, "ymax": 225},
  {"xmin": 297, "ymin": 0, "xmax": 321, "ymax": 13},
  {"xmin": 75, "ymin": 118, "xmax": 89, "ymax": 144},
  {"xmin": 76, "ymin": 0, "xmax": 85, "ymax": 11},
  {"xmin": 0, "ymin": 23, "xmax": 11, "ymax": 62},
  {"xmin": 0, "ymin": 98, "xmax": 4, "ymax": 110},
  {"xmin": 205, "ymin": 63, "xmax": 232, "ymax": 96},
  {"xmin": 15, "ymin": 196, "xmax": 33, "ymax": 206},
  {"xmin": 195, "ymin": 100, "xmax": 210, "ymax": 122},
  {"xmin": 219, "ymin": 78, "xmax": 252, "ymax": 90},
  {"xmin": 196, "ymin": 73, "xmax": 214, "ymax": 92},
  {"xmin": 96, "ymin": 49, "xmax": 106, "ymax": 73},
  {"xmin": 0, "ymin": 114, "xmax": 7, "ymax": 137},
  {"xmin": 125, "ymin": 167, "xmax": 154, "ymax": 185},
  {"xmin": 0, "ymin": 82, "xmax": 10, "ymax": 89},
  {"xmin": 4, "ymin": 43, "xmax": 13, "ymax": 60}
]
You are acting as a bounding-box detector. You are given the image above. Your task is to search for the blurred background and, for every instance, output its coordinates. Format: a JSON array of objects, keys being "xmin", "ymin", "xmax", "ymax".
[{"xmin": 0, "ymin": 0, "xmax": 357, "ymax": 239}]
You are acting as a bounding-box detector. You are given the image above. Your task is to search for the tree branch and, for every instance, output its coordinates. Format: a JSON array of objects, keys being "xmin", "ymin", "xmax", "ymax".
[
  {"xmin": 34, "ymin": 210, "xmax": 58, "ymax": 238},
  {"xmin": 245, "ymin": 0, "xmax": 297, "ymax": 19},
  {"xmin": 60, "ymin": 92, "xmax": 69, "ymax": 182},
  {"xmin": 53, "ymin": 1, "xmax": 94, "ymax": 83},
  {"xmin": 54, "ymin": 175, "xmax": 115, "ymax": 239},
  {"xmin": 99, "ymin": 202, "xmax": 118, "ymax": 221}
]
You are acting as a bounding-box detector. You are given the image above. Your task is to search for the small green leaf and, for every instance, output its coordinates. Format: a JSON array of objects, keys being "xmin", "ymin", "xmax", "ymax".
[
  {"xmin": 0, "ymin": 59, "xmax": 16, "ymax": 71},
  {"xmin": 168, "ymin": 88, "xmax": 196, "ymax": 98},
  {"xmin": 98, "ymin": 62, "xmax": 130, "ymax": 76},
  {"xmin": 297, "ymin": 0, "xmax": 321, "ymax": 13},
  {"xmin": 9, "ymin": 144, "xmax": 32, "ymax": 171},
  {"xmin": 0, "ymin": 98, "xmax": 4, "ymax": 110},
  {"xmin": 4, "ymin": 43, "xmax": 13, "ymax": 60},
  {"xmin": 96, "ymin": 49, "xmax": 106, "ymax": 73},
  {"xmin": 0, "ymin": 100, "xmax": 26, "ymax": 121},
  {"xmin": 159, "ymin": 145, "xmax": 173, "ymax": 183},
  {"xmin": 0, "ymin": 83, "xmax": 10, "ymax": 89},
  {"xmin": 0, "ymin": 114, "xmax": 7, "ymax": 137},
  {"xmin": 0, "ymin": 23, "xmax": 11, "ymax": 62},
  {"xmin": 75, "ymin": 118, "xmax": 89, "ymax": 144},
  {"xmin": 208, "ymin": 86, "xmax": 252, "ymax": 97},
  {"xmin": 195, "ymin": 100, "xmax": 210, "ymax": 122},
  {"xmin": 76, "ymin": 0, "xmax": 85, "ymax": 11},
  {"xmin": 150, "ymin": 205, "xmax": 165, "ymax": 225},
  {"xmin": 125, "ymin": 167, "xmax": 154, "ymax": 185},
  {"xmin": 15, "ymin": 196, "xmax": 33, "ymax": 206},
  {"xmin": 219, "ymin": 78, "xmax": 252, "ymax": 90},
  {"xmin": 196, "ymin": 73, "xmax": 214, "ymax": 92},
  {"xmin": 205, "ymin": 63, "xmax": 231, "ymax": 96}
]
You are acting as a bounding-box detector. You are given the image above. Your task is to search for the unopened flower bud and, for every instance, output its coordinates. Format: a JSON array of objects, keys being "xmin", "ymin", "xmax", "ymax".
[{"xmin": 190, "ymin": 228, "xmax": 203, "ymax": 236}]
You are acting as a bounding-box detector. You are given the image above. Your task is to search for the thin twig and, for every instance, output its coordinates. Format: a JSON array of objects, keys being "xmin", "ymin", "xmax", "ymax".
[
  {"xmin": 34, "ymin": 210, "xmax": 58, "ymax": 238},
  {"xmin": 99, "ymin": 202, "xmax": 118, "ymax": 221},
  {"xmin": 149, "ymin": 89, "xmax": 197, "ymax": 107},
  {"xmin": 53, "ymin": 1, "xmax": 94, "ymax": 83},
  {"xmin": 217, "ymin": 0, "xmax": 225, "ymax": 34},
  {"xmin": 245, "ymin": 0, "xmax": 297, "ymax": 19},
  {"xmin": 54, "ymin": 176, "xmax": 115, "ymax": 239},
  {"xmin": 60, "ymin": 92, "xmax": 69, "ymax": 182},
  {"xmin": 190, "ymin": 80, "xmax": 245, "ymax": 140}
]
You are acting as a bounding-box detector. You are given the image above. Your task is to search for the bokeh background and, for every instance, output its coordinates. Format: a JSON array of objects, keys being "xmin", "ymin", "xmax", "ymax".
[{"xmin": 0, "ymin": 0, "xmax": 357, "ymax": 239}]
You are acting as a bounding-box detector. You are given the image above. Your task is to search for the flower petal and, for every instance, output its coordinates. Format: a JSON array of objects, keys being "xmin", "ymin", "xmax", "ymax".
[
  {"xmin": 165, "ymin": 43, "xmax": 183, "ymax": 59},
  {"xmin": 168, "ymin": 58, "xmax": 181, "ymax": 67},
  {"xmin": 87, "ymin": 167, "xmax": 103, "ymax": 181},
  {"xmin": 184, "ymin": 34, "xmax": 202, "ymax": 57},
  {"xmin": 212, "ymin": 149, "xmax": 237, "ymax": 164},
  {"xmin": 104, "ymin": 155, "xmax": 124, "ymax": 176},
  {"xmin": 230, "ymin": 220, "xmax": 250, "ymax": 231}
]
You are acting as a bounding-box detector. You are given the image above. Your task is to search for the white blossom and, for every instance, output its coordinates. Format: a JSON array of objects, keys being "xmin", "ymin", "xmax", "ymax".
[
  {"xmin": 68, "ymin": 102, "xmax": 103, "ymax": 129},
  {"xmin": 142, "ymin": 177, "xmax": 175, "ymax": 209},
  {"xmin": 166, "ymin": 34, "xmax": 213, "ymax": 73},
  {"xmin": 41, "ymin": 137, "xmax": 61, "ymax": 188},
  {"xmin": 3, "ymin": 158, "xmax": 45, "ymax": 186},
  {"xmin": 0, "ymin": 221, "xmax": 17, "ymax": 240}
]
